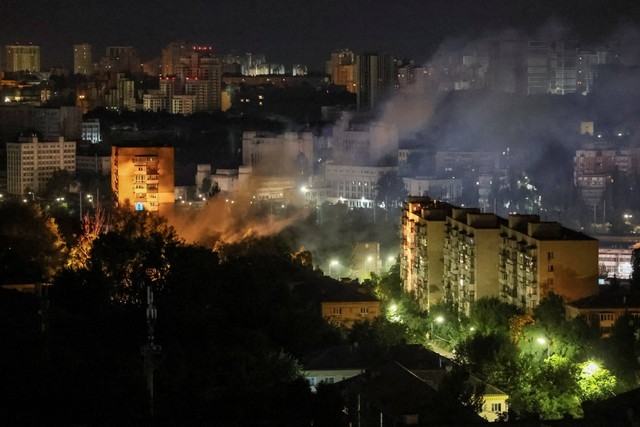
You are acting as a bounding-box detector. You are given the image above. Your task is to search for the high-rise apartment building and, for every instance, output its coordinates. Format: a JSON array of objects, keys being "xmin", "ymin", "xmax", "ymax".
[
  {"xmin": 99, "ymin": 46, "xmax": 140, "ymax": 75},
  {"xmin": 73, "ymin": 44, "xmax": 92, "ymax": 75},
  {"xmin": 111, "ymin": 146, "xmax": 175, "ymax": 214},
  {"xmin": 400, "ymin": 199, "xmax": 599, "ymax": 315},
  {"xmin": 6, "ymin": 135, "xmax": 76, "ymax": 195},
  {"xmin": 401, "ymin": 197, "xmax": 454, "ymax": 307},
  {"xmin": 574, "ymin": 145, "xmax": 632, "ymax": 207},
  {"xmin": 443, "ymin": 208, "xmax": 504, "ymax": 316},
  {"xmin": 5, "ymin": 44, "xmax": 40, "ymax": 72},
  {"xmin": 31, "ymin": 106, "xmax": 83, "ymax": 141},
  {"xmin": 498, "ymin": 215, "xmax": 598, "ymax": 310},
  {"xmin": 175, "ymin": 47, "xmax": 222, "ymax": 111},
  {"xmin": 326, "ymin": 49, "xmax": 357, "ymax": 93},
  {"xmin": 161, "ymin": 40, "xmax": 188, "ymax": 76},
  {"xmin": 357, "ymin": 52, "xmax": 395, "ymax": 111},
  {"xmin": 527, "ymin": 41, "xmax": 577, "ymax": 95},
  {"xmin": 106, "ymin": 73, "xmax": 136, "ymax": 110}
]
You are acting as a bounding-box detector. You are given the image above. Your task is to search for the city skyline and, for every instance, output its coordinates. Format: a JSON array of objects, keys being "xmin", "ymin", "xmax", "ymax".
[{"xmin": 3, "ymin": 0, "xmax": 640, "ymax": 72}]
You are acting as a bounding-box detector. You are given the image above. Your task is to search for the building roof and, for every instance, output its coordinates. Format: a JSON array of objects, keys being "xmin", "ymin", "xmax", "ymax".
[
  {"xmin": 319, "ymin": 280, "xmax": 379, "ymax": 303},
  {"xmin": 567, "ymin": 286, "xmax": 640, "ymax": 309},
  {"xmin": 303, "ymin": 343, "xmax": 453, "ymax": 371}
]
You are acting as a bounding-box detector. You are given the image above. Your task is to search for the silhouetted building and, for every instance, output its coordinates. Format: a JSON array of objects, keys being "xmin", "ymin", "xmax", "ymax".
[{"xmin": 357, "ymin": 52, "xmax": 395, "ymax": 111}]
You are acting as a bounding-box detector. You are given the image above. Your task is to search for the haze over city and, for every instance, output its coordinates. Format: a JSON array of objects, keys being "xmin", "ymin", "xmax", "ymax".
[{"xmin": 5, "ymin": 0, "xmax": 640, "ymax": 425}]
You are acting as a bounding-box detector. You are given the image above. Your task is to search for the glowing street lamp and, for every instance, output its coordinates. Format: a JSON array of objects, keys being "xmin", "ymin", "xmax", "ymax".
[
  {"xmin": 582, "ymin": 361, "xmax": 600, "ymax": 376},
  {"xmin": 329, "ymin": 259, "xmax": 339, "ymax": 277},
  {"xmin": 430, "ymin": 315, "xmax": 444, "ymax": 339},
  {"xmin": 537, "ymin": 337, "xmax": 550, "ymax": 358},
  {"xmin": 387, "ymin": 255, "xmax": 395, "ymax": 270},
  {"xmin": 365, "ymin": 255, "xmax": 373, "ymax": 273}
]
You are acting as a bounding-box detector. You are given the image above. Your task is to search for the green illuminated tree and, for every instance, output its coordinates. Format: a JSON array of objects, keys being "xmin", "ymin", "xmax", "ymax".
[{"xmin": 577, "ymin": 361, "xmax": 616, "ymax": 402}]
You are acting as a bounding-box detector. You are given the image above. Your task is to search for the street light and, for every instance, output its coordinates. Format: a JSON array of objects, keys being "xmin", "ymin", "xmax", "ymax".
[
  {"xmin": 387, "ymin": 256, "xmax": 395, "ymax": 270},
  {"xmin": 430, "ymin": 315, "xmax": 444, "ymax": 339},
  {"xmin": 365, "ymin": 255, "xmax": 373, "ymax": 274},
  {"xmin": 537, "ymin": 337, "xmax": 550, "ymax": 358},
  {"xmin": 329, "ymin": 259, "xmax": 339, "ymax": 277},
  {"xmin": 582, "ymin": 361, "xmax": 600, "ymax": 376}
]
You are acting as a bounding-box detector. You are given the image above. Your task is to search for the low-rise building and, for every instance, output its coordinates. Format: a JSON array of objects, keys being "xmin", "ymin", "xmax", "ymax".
[
  {"xmin": 565, "ymin": 287, "xmax": 640, "ymax": 336},
  {"xmin": 321, "ymin": 281, "xmax": 381, "ymax": 328}
]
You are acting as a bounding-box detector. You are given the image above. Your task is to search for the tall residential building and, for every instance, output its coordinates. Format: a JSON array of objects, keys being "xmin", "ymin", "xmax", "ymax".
[
  {"xmin": 576, "ymin": 48, "xmax": 614, "ymax": 94},
  {"xmin": 443, "ymin": 208, "xmax": 503, "ymax": 316},
  {"xmin": 487, "ymin": 40, "xmax": 526, "ymax": 94},
  {"xmin": 326, "ymin": 49, "xmax": 357, "ymax": 93},
  {"xmin": 106, "ymin": 73, "xmax": 136, "ymax": 110},
  {"xmin": 5, "ymin": 44, "xmax": 40, "ymax": 72},
  {"xmin": 6, "ymin": 135, "xmax": 76, "ymax": 195},
  {"xmin": 401, "ymin": 197, "xmax": 454, "ymax": 307},
  {"xmin": 31, "ymin": 106, "xmax": 83, "ymax": 141},
  {"xmin": 73, "ymin": 44, "xmax": 92, "ymax": 75},
  {"xmin": 161, "ymin": 40, "xmax": 188, "ymax": 76},
  {"xmin": 111, "ymin": 146, "xmax": 175, "ymax": 214},
  {"xmin": 400, "ymin": 201, "xmax": 599, "ymax": 315},
  {"xmin": 357, "ymin": 52, "xmax": 395, "ymax": 111},
  {"xmin": 498, "ymin": 215, "xmax": 598, "ymax": 310},
  {"xmin": 175, "ymin": 46, "xmax": 222, "ymax": 111},
  {"xmin": 99, "ymin": 46, "xmax": 140, "ymax": 75},
  {"xmin": 574, "ymin": 145, "xmax": 632, "ymax": 207},
  {"xmin": 527, "ymin": 41, "xmax": 577, "ymax": 95}
]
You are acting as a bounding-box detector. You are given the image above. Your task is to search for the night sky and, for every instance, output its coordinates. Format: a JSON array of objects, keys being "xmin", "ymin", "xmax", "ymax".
[{"xmin": 3, "ymin": 0, "xmax": 640, "ymax": 71}]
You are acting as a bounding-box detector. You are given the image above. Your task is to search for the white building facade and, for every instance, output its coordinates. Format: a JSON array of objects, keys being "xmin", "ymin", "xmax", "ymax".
[{"xmin": 6, "ymin": 135, "xmax": 76, "ymax": 195}]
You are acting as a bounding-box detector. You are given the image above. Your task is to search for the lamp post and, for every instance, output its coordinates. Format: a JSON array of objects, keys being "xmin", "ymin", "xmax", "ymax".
[
  {"xmin": 365, "ymin": 255, "xmax": 373, "ymax": 274},
  {"xmin": 430, "ymin": 315, "xmax": 444, "ymax": 339},
  {"xmin": 537, "ymin": 337, "xmax": 550, "ymax": 358}
]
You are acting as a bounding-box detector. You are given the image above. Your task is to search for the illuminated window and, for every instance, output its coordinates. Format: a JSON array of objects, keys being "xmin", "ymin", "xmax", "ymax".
[{"xmin": 491, "ymin": 403, "xmax": 502, "ymax": 412}]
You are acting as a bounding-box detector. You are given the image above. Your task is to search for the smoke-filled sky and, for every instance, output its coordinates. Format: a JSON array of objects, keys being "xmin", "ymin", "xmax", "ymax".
[{"xmin": 2, "ymin": 0, "xmax": 640, "ymax": 71}]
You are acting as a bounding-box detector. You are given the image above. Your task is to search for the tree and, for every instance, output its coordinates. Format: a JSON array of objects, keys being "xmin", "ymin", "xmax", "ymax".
[
  {"xmin": 43, "ymin": 169, "xmax": 73, "ymax": 199},
  {"xmin": 67, "ymin": 209, "xmax": 106, "ymax": 270},
  {"xmin": 0, "ymin": 200, "xmax": 66, "ymax": 283},
  {"xmin": 469, "ymin": 297, "xmax": 523, "ymax": 336},
  {"xmin": 509, "ymin": 355, "xmax": 582, "ymax": 420},
  {"xmin": 577, "ymin": 361, "xmax": 616, "ymax": 402},
  {"xmin": 533, "ymin": 292, "xmax": 565, "ymax": 330}
]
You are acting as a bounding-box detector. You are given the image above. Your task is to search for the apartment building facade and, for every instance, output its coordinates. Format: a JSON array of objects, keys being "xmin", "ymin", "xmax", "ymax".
[
  {"xmin": 6, "ymin": 135, "xmax": 76, "ymax": 195},
  {"xmin": 499, "ymin": 216, "xmax": 599, "ymax": 310},
  {"xmin": 401, "ymin": 197, "xmax": 453, "ymax": 308},
  {"xmin": 401, "ymin": 199, "xmax": 600, "ymax": 315},
  {"xmin": 111, "ymin": 146, "xmax": 175, "ymax": 214}
]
